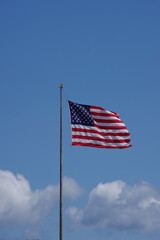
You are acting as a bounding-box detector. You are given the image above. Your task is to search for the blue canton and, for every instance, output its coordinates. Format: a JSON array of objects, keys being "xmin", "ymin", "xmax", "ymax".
[{"xmin": 68, "ymin": 101, "xmax": 94, "ymax": 126}]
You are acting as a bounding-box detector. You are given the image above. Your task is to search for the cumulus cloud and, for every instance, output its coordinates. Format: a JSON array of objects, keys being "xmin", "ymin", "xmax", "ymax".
[
  {"xmin": 0, "ymin": 170, "xmax": 84, "ymax": 227},
  {"xmin": 66, "ymin": 180, "xmax": 160, "ymax": 232},
  {"xmin": 63, "ymin": 176, "xmax": 85, "ymax": 200}
]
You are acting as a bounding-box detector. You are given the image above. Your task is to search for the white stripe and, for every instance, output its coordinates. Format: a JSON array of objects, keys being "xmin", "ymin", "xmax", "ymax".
[
  {"xmin": 72, "ymin": 131, "xmax": 130, "ymax": 140},
  {"xmin": 91, "ymin": 115, "xmax": 119, "ymax": 120},
  {"xmin": 71, "ymin": 124, "xmax": 129, "ymax": 133},
  {"xmin": 94, "ymin": 121, "xmax": 125, "ymax": 127},
  {"xmin": 72, "ymin": 139, "xmax": 130, "ymax": 147},
  {"xmin": 90, "ymin": 108, "xmax": 114, "ymax": 115}
]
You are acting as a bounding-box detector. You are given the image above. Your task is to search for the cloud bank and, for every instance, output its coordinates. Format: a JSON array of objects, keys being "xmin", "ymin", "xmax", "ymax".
[
  {"xmin": 66, "ymin": 180, "xmax": 160, "ymax": 232},
  {"xmin": 1, "ymin": 169, "xmax": 160, "ymax": 233},
  {"xmin": 0, "ymin": 170, "xmax": 84, "ymax": 227}
]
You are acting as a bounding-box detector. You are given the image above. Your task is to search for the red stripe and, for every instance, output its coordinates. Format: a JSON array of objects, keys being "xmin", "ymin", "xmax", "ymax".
[
  {"xmin": 72, "ymin": 142, "xmax": 132, "ymax": 149},
  {"xmin": 91, "ymin": 105, "xmax": 105, "ymax": 110},
  {"xmin": 94, "ymin": 123, "xmax": 127, "ymax": 130},
  {"xmin": 72, "ymin": 128, "xmax": 130, "ymax": 136},
  {"xmin": 91, "ymin": 107, "xmax": 120, "ymax": 118},
  {"xmin": 93, "ymin": 118, "xmax": 123, "ymax": 124},
  {"xmin": 111, "ymin": 111, "xmax": 120, "ymax": 118},
  {"xmin": 72, "ymin": 135, "xmax": 130, "ymax": 143},
  {"xmin": 91, "ymin": 112, "xmax": 116, "ymax": 117}
]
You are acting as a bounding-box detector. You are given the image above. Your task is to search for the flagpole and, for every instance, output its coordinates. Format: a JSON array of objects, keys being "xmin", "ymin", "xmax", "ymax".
[{"xmin": 59, "ymin": 83, "xmax": 63, "ymax": 240}]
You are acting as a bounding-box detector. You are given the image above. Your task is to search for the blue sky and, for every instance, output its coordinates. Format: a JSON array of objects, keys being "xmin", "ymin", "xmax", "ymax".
[{"xmin": 1, "ymin": 0, "xmax": 160, "ymax": 239}]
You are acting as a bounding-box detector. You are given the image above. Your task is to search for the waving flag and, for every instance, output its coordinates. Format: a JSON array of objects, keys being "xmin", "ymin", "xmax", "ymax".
[{"xmin": 68, "ymin": 101, "xmax": 132, "ymax": 149}]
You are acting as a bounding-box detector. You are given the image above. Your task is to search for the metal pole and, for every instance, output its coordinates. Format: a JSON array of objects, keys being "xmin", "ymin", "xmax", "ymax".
[{"xmin": 59, "ymin": 84, "xmax": 63, "ymax": 240}]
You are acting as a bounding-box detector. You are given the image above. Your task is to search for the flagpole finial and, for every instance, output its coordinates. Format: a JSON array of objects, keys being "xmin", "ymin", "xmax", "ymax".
[{"xmin": 60, "ymin": 83, "xmax": 63, "ymax": 88}]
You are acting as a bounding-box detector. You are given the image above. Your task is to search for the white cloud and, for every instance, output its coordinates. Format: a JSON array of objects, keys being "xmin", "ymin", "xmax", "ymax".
[
  {"xmin": 0, "ymin": 170, "xmax": 84, "ymax": 227},
  {"xmin": 66, "ymin": 207, "xmax": 83, "ymax": 228},
  {"xmin": 2, "ymin": 169, "xmax": 160, "ymax": 233},
  {"xmin": 63, "ymin": 176, "xmax": 85, "ymax": 200},
  {"xmin": 66, "ymin": 180, "xmax": 160, "ymax": 232}
]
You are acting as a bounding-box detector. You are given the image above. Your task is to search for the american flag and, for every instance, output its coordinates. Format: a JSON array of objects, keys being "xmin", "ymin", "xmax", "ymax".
[{"xmin": 68, "ymin": 101, "xmax": 132, "ymax": 149}]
